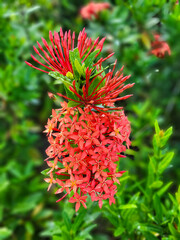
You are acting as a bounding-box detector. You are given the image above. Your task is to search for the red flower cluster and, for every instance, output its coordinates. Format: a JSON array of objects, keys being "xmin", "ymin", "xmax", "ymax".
[
  {"xmin": 25, "ymin": 28, "xmax": 107, "ymax": 75},
  {"xmin": 26, "ymin": 27, "xmax": 134, "ymax": 211},
  {"xmin": 80, "ymin": 1, "xmax": 110, "ymax": 20},
  {"xmin": 44, "ymin": 102, "xmax": 131, "ymax": 211},
  {"xmin": 150, "ymin": 34, "xmax": 171, "ymax": 58},
  {"xmin": 58, "ymin": 63, "xmax": 134, "ymax": 110}
]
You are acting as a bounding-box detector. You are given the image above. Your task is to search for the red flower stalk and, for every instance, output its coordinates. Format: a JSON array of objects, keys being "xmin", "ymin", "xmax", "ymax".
[
  {"xmin": 149, "ymin": 34, "xmax": 171, "ymax": 58},
  {"xmin": 80, "ymin": 1, "xmax": 110, "ymax": 20},
  {"xmin": 43, "ymin": 102, "xmax": 131, "ymax": 211},
  {"xmin": 25, "ymin": 28, "xmax": 108, "ymax": 75}
]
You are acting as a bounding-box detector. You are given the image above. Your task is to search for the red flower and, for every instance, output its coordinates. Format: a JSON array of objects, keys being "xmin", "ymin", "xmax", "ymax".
[
  {"xmin": 80, "ymin": 2, "xmax": 110, "ymax": 20},
  {"xmin": 43, "ymin": 102, "xmax": 131, "ymax": 211},
  {"xmin": 69, "ymin": 193, "xmax": 87, "ymax": 212},
  {"xmin": 25, "ymin": 28, "xmax": 108, "ymax": 75},
  {"xmin": 150, "ymin": 34, "xmax": 171, "ymax": 58}
]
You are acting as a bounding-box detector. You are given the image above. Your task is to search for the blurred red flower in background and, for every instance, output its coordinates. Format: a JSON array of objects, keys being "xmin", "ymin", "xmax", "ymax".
[
  {"xmin": 150, "ymin": 34, "xmax": 171, "ymax": 58},
  {"xmin": 80, "ymin": 1, "xmax": 110, "ymax": 20}
]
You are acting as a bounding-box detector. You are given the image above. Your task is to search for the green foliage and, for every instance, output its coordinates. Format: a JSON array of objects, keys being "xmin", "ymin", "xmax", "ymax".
[
  {"xmin": 102, "ymin": 122, "xmax": 179, "ymax": 239},
  {"xmin": 40, "ymin": 200, "xmax": 100, "ymax": 240}
]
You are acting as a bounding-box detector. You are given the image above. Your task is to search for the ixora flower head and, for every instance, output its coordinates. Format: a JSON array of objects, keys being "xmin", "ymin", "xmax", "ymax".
[
  {"xmin": 80, "ymin": 1, "xmax": 110, "ymax": 20},
  {"xmin": 26, "ymin": 28, "xmax": 134, "ymax": 211},
  {"xmin": 44, "ymin": 104, "xmax": 130, "ymax": 211},
  {"xmin": 149, "ymin": 34, "xmax": 171, "ymax": 58}
]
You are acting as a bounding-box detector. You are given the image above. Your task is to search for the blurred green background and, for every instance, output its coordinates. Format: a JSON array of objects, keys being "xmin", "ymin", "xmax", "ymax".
[{"xmin": 0, "ymin": 0, "xmax": 180, "ymax": 239}]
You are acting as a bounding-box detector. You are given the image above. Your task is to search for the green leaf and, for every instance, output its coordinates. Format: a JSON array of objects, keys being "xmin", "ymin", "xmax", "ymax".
[
  {"xmin": 149, "ymin": 156, "xmax": 157, "ymax": 173},
  {"xmin": 103, "ymin": 207, "xmax": 119, "ymax": 227},
  {"xmin": 114, "ymin": 226, "xmax": 125, "ymax": 237},
  {"xmin": 49, "ymin": 71, "xmax": 72, "ymax": 88},
  {"xmin": 153, "ymin": 194, "xmax": 162, "ymax": 223},
  {"xmin": 149, "ymin": 180, "xmax": 163, "ymax": 189},
  {"xmin": 147, "ymin": 161, "xmax": 155, "ymax": 188},
  {"xmin": 69, "ymin": 48, "xmax": 81, "ymax": 79},
  {"xmin": 154, "ymin": 120, "xmax": 160, "ymax": 134},
  {"xmin": 143, "ymin": 232, "xmax": 159, "ymax": 240},
  {"xmin": 122, "ymin": 192, "xmax": 140, "ymax": 221},
  {"xmin": 79, "ymin": 224, "xmax": 97, "ymax": 238},
  {"xmin": 168, "ymin": 193, "xmax": 177, "ymax": 205},
  {"xmin": 0, "ymin": 174, "xmax": 9, "ymax": 192},
  {"xmin": 63, "ymin": 84, "xmax": 78, "ymax": 101},
  {"xmin": 74, "ymin": 59, "xmax": 85, "ymax": 77},
  {"xmin": 68, "ymin": 101, "xmax": 80, "ymax": 108},
  {"xmin": 62, "ymin": 210, "xmax": 71, "ymax": 230},
  {"xmin": 72, "ymin": 209, "xmax": 86, "ymax": 233},
  {"xmin": 168, "ymin": 223, "xmax": 180, "ymax": 238},
  {"xmin": 158, "ymin": 152, "xmax": 174, "ymax": 174},
  {"xmin": 157, "ymin": 181, "xmax": 173, "ymax": 197},
  {"xmin": 41, "ymin": 168, "xmax": 51, "ymax": 176},
  {"xmin": 52, "ymin": 236, "xmax": 61, "ymax": 240},
  {"xmin": 160, "ymin": 127, "xmax": 173, "ymax": 147},
  {"xmin": 12, "ymin": 193, "xmax": 42, "ymax": 214},
  {"xmin": 84, "ymin": 49, "xmax": 100, "ymax": 69},
  {"xmin": 175, "ymin": 185, "xmax": 180, "ymax": 204},
  {"xmin": 25, "ymin": 221, "xmax": 34, "ymax": 235},
  {"xmin": 88, "ymin": 74, "xmax": 105, "ymax": 96},
  {"xmin": 147, "ymin": 213, "xmax": 158, "ymax": 224},
  {"xmin": 118, "ymin": 172, "xmax": 129, "ymax": 182},
  {"xmin": 0, "ymin": 227, "xmax": 12, "ymax": 240},
  {"xmin": 136, "ymin": 223, "xmax": 163, "ymax": 234},
  {"xmin": 0, "ymin": 206, "xmax": 3, "ymax": 222},
  {"xmin": 119, "ymin": 204, "xmax": 137, "ymax": 209}
]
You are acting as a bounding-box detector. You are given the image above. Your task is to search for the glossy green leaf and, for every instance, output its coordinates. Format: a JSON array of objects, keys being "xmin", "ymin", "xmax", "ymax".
[
  {"xmin": 158, "ymin": 152, "xmax": 174, "ymax": 174},
  {"xmin": 74, "ymin": 59, "xmax": 85, "ymax": 77},
  {"xmin": 84, "ymin": 49, "xmax": 100, "ymax": 69},
  {"xmin": 119, "ymin": 204, "xmax": 137, "ymax": 209},
  {"xmin": 69, "ymin": 48, "xmax": 81, "ymax": 79},
  {"xmin": 149, "ymin": 180, "xmax": 163, "ymax": 189},
  {"xmin": 157, "ymin": 182, "xmax": 173, "ymax": 197}
]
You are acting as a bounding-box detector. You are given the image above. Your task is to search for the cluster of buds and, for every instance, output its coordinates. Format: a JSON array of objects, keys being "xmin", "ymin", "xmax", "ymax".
[{"xmin": 26, "ymin": 28, "xmax": 134, "ymax": 211}]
